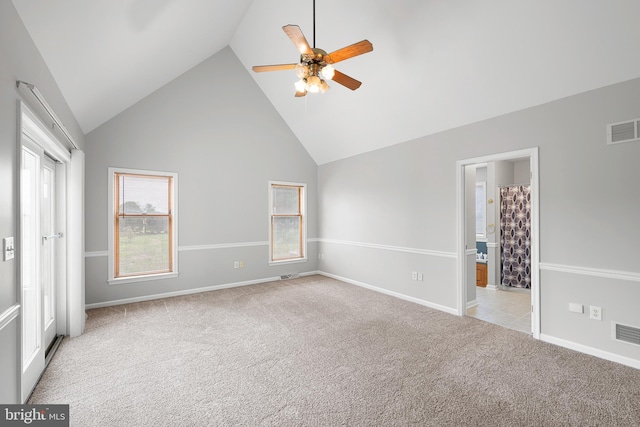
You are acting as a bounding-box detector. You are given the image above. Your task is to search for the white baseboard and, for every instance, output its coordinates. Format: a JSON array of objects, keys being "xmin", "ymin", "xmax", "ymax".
[
  {"xmin": 86, "ymin": 271, "xmax": 320, "ymax": 309},
  {"xmin": 485, "ymin": 284, "xmax": 498, "ymax": 291},
  {"xmin": 318, "ymin": 271, "xmax": 458, "ymax": 316},
  {"xmin": 466, "ymin": 299, "xmax": 479, "ymax": 309},
  {"xmin": 540, "ymin": 334, "xmax": 640, "ymax": 370}
]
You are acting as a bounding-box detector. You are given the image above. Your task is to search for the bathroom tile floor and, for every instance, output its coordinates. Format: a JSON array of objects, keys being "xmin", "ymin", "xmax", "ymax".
[{"xmin": 467, "ymin": 287, "xmax": 532, "ymax": 334}]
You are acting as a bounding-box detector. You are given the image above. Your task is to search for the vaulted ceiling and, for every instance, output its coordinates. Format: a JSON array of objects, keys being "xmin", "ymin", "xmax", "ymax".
[{"xmin": 12, "ymin": 0, "xmax": 640, "ymax": 164}]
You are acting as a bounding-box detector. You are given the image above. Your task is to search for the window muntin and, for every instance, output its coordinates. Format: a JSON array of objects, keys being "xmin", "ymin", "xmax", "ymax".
[
  {"xmin": 270, "ymin": 182, "xmax": 306, "ymax": 263},
  {"xmin": 109, "ymin": 169, "xmax": 177, "ymax": 283}
]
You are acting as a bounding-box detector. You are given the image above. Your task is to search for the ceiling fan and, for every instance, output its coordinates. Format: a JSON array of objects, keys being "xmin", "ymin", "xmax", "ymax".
[{"xmin": 252, "ymin": 0, "xmax": 373, "ymax": 97}]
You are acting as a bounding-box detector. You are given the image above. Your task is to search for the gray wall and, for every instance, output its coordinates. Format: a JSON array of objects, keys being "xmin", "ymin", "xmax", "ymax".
[
  {"xmin": 85, "ymin": 47, "xmax": 318, "ymax": 305},
  {"xmin": 513, "ymin": 159, "xmax": 530, "ymax": 184},
  {"xmin": 318, "ymin": 77, "xmax": 640, "ymax": 363},
  {"xmin": 0, "ymin": 2, "xmax": 85, "ymax": 403}
]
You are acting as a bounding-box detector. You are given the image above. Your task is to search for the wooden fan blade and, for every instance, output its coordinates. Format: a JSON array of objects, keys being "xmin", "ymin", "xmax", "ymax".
[
  {"xmin": 332, "ymin": 70, "xmax": 362, "ymax": 91},
  {"xmin": 283, "ymin": 25, "xmax": 313, "ymax": 55},
  {"xmin": 252, "ymin": 64, "xmax": 297, "ymax": 73},
  {"xmin": 295, "ymin": 89, "xmax": 307, "ymax": 97},
  {"xmin": 324, "ymin": 40, "xmax": 373, "ymax": 64}
]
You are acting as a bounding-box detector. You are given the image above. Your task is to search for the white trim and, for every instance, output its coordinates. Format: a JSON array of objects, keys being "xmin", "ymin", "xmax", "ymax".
[
  {"xmin": 467, "ymin": 300, "xmax": 479, "ymax": 310},
  {"xmin": 540, "ymin": 263, "xmax": 640, "ymax": 282},
  {"xmin": 19, "ymin": 102, "xmax": 71, "ymax": 162},
  {"xmin": 318, "ymin": 271, "xmax": 458, "ymax": 315},
  {"xmin": 540, "ymin": 334, "xmax": 640, "ymax": 370},
  {"xmin": 108, "ymin": 272, "xmax": 179, "ymax": 286},
  {"xmin": 179, "ymin": 241, "xmax": 268, "ymax": 251},
  {"xmin": 85, "ymin": 238, "xmax": 321, "ymax": 258},
  {"xmin": 465, "ymin": 249, "xmax": 477, "ymax": 256},
  {"xmin": 17, "ymin": 81, "xmax": 78, "ymax": 150},
  {"xmin": 55, "ymin": 161, "xmax": 68, "ymax": 336},
  {"xmin": 318, "ymin": 238, "xmax": 457, "ymax": 259},
  {"xmin": 107, "ymin": 167, "xmax": 178, "ymax": 285},
  {"xmin": 68, "ymin": 150, "xmax": 85, "ymax": 337},
  {"xmin": 457, "ymin": 147, "xmax": 540, "ymax": 339},
  {"xmin": 85, "ymin": 251, "xmax": 109, "ymax": 258},
  {"xmin": 0, "ymin": 305, "xmax": 20, "ymax": 332},
  {"xmin": 486, "ymin": 242, "xmax": 499, "ymax": 248},
  {"xmin": 89, "ymin": 277, "xmax": 278, "ymax": 308},
  {"xmin": 86, "ymin": 271, "xmax": 320, "ymax": 309}
]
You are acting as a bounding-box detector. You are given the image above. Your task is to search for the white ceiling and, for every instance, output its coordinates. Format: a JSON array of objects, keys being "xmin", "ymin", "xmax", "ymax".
[{"xmin": 13, "ymin": 0, "xmax": 640, "ymax": 165}]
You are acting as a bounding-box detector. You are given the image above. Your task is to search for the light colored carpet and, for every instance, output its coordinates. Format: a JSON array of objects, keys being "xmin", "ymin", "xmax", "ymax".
[{"xmin": 30, "ymin": 275, "xmax": 640, "ymax": 426}]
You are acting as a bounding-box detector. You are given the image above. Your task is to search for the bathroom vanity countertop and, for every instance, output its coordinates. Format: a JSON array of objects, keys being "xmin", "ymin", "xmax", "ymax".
[{"xmin": 476, "ymin": 259, "xmax": 487, "ymax": 264}]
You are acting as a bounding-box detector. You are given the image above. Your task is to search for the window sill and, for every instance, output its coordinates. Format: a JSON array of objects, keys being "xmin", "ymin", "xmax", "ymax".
[
  {"xmin": 269, "ymin": 257, "xmax": 308, "ymax": 267},
  {"xmin": 108, "ymin": 272, "xmax": 179, "ymax": 286}
]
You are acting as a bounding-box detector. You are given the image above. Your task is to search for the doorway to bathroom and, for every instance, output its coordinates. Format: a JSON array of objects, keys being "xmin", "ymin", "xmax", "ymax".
[{"xmin": 456, "ymin": 148, "xmax": 540, "ymax": 338}]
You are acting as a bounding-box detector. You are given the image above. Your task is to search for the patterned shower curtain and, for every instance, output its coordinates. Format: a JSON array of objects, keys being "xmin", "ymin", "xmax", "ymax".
[{"xmin": 500, "ymin": 185, "xmax": 531, "ymax": 289}]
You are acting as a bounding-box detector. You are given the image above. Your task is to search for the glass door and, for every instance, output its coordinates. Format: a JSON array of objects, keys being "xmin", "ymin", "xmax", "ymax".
[
  {"xmin": 41, "ymin": 156, "xmax": 58, "ymax": 351},
  {"xmin": 20, "ymin": 137, "xmax": 45, "ymax": 402},
  {"xmin": 20, "ymin": 137, "xmax": 60, "ymax": 402}
]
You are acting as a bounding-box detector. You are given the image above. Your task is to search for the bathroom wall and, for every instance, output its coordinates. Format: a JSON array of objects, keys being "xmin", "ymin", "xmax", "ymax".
[{"xmin": 514, "ymin": 159, "xmax": 531, "ymax": 184}]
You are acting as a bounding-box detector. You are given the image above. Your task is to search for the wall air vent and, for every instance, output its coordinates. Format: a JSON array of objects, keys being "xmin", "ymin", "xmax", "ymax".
[
  {"xmin": 280, "ymin": 273, "xmax": 300, "ymax": 280},
  {"xmin": 607, "ymin": 119, "xmax": 640, "ymax": 145},
  {"xmin": 612, "ymin": 322, "xmax": 640, "ymax": 347}
]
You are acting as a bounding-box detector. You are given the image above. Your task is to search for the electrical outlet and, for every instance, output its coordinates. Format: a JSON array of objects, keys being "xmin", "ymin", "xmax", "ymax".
[
  {"xmin": 418, "ymin": 273, "xmax": 423, "ymax": 281},
  {"xmin": 239, "ymin": 261, "xmax": 244, "ymax": 268},
  {"xmin": 233, "ymin": 261, "xmax": 239, "ymax": 269},
  {"xmin": 589, "ymin": 306, "xmax": 602, "ymax": 321},
  {"xmin": 411, "ymin": 271, "xmax": 418, "ymax": 280}
]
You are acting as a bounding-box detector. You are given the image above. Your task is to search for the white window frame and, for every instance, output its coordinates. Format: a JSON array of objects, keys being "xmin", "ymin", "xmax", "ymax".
[
  {"xmin": 268, "ymin": 181, "xmax": 307, "ymax": 265},
  {"xmin": 108, "ymin": 167, "xmax": 178, "ymax": 285}
]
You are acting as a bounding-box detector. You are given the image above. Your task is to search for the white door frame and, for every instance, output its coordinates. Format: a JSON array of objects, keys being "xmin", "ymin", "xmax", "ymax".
[
  {"xmin": 18, "ymin": 101, "xmax": 71, "ymax": 401},
  {"xmin": 456, "ymin": 147, "xmax": 540, "ymax": 339}
]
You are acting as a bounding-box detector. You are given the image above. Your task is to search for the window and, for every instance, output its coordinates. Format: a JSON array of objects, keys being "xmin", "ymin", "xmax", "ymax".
[
  {"xmin": 108, "ymin": 168, "xmax": 178, "ymax": 284},
  {"xmin": 269, "ymin": 181, "xmax": 306, "ymax": 264},
  {"xmin": 476, "ymin": 182, "xmax": 486, "ymax": 240}
]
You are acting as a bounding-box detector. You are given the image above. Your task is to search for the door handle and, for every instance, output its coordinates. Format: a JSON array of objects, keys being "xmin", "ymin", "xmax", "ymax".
[{"xmin": 42, "ymin": 232, "xmax": 63, "ymax": 244}]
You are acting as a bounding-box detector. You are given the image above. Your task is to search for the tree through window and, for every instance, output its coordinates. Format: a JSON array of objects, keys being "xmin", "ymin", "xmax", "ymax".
[
  {"xmin": 270, "ymin": 182, "xmax": 306, "ymax": 263},
  {"xmin": 110, "ymin": 169, "xmax": 177, "ymax": 281}
]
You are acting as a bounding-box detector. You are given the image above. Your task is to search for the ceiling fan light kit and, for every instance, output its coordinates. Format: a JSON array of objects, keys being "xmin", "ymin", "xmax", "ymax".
[{"xmin": 252, "ymin": 1, "xmax": 373, "ymax": 97}]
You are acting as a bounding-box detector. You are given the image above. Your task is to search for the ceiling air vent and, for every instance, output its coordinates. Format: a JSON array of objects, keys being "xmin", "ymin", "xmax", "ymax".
[
  {"xmin": 607, "ymin": 119, "xmax": 640, "ymax": 145},
  {"xmin": 613, "ymin": 322, "xmax": 640, "ymax": 347}
]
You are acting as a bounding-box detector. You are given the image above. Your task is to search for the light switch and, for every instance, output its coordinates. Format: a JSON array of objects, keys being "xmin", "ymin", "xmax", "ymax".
[
  {"xmin": 3, "ymin": 237, "xmax": 15, "ymax": 261},
  {"xmin": 568, "ymin": 302, "xmax": 583, "ymax": 313}
]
